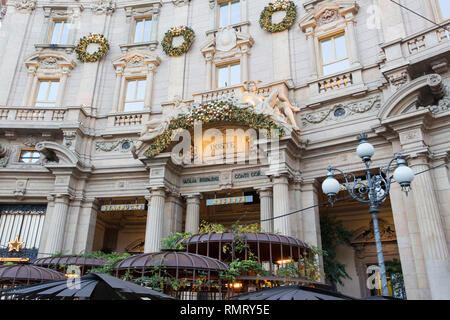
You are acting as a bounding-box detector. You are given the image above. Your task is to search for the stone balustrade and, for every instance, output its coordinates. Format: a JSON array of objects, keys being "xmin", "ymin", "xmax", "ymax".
[
  {"xmin": 318, "ymin": 72, "xmax": 353, "ymax": 94},
  {"xmin": 113, "ymin": 113, "xmax": 144, "ymax": 127},
  {"xmin": 0, "ymin": 106, "xmax": 68, "ymax": 122}
]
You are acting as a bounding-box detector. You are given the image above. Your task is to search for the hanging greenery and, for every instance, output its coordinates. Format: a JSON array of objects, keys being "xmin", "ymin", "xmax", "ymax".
[
  {"xmin": 161, "ymin": 25, "xmax": 195, "ymax": 57},
  {"xmin": 160, "ymin": 232, "xmax": 192, "ymax": 250},
  {"xmin": 144, "ymin": 101, "xmax": 285, "ymax": 158},
  {"xmin": 75, "ymin": 33, "xmax": 110, "ymax": 63},
  {"xmin": 320, "ymin": 215, "xmax": 354, "ymax": 288},
  {"xmin": 259, "ymin": 0, "xmax": 297, "ymax": 33},
  {"xmin": 82, "ymin": 251, "xmax": 131, "ymax": 275}
]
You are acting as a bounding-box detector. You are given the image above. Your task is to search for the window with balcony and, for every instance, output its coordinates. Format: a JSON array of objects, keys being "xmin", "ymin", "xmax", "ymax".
[
  {"xmin": 437, "ymin": 0, "xmax": 450, "ymax": 20},
  {"xmin": 217, "ymin": 63, "xmax": 240, "ymax": 88},
  {"xmin": 133, "ymin": 18, "xmax": 152, "ymax": 43},
  {"xmin": 320, "ymin": 33, "xmax": 350, "ymax": 76},
  {"xmin": 34, "ymin": 80, "xmax": 59, "ymax": 107},
  {"xmin": 123, "ymin": 79, "xmax": 146, "ymax": 112},
  {"xmin": 18, "ymin": 149, "xmax": 41, "ymax": 164},
  {"xmin": 49, "ymin": 20, "xmax": 71, "ymax": 45},
  {"xmin": 218, "ymin": 0, "xmax": 240, "ymax": 28}
]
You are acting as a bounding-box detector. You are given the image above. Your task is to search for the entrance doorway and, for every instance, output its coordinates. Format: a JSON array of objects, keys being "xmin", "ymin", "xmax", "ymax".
[
  {"xmin": 92, "ymin": 197, "xmax": 147, "ymax": 254},
  {"xmin": 199, "ymin": 188, "xmax": 261, "ymax": 228}
]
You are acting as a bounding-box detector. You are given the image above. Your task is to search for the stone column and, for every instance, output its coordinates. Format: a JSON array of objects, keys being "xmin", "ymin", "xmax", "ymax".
[
  {"xmin": 163, "ymin": 193, "xmax": 183, "ymax": 239},
  {"xmin": 305, "ymin": 27, "xmax": 318, "ymax": 79},
  {"xmin": 144, "ymin": 187, "xmax": 167, "ymax": 253},
  {"xmin": 409, "ymin": 155, "xmax": 450, "ymax": 299},
  {"xmin": 290, "ymin": 180, "xmax": 303, "ymax": 240},
  {"xmin": 44, "ymin": 194, "xmax": 71, "ymax": 255},
  {"xmin": 240, "ymin": 45, "xmax": 249, "ymax": 83},
  {"xmin": 112, "ymin": 66, "xmax": 123, "ymax": 111},
  {"xmin": 205, "ymin": 52, "xmax": 213, "ymax": 90},
  {"xmin": 344, "ymin": 13, "xmax": 360, "ymax": 67},
  {"xmin": 272, "ymin": 175, "xmax": 290, "ymax": 236},
  {"xmin": 74, "ymin": 199, "xmax": 99, "ymax": 254},
  {"xmin": 37, "ymin": 195, "xmax": 55, "ymax": 258},
  {"xmin": 185, "ymin": 193, "xmax": 201, "ymax": 234},
  {"xmin": 22, "ymin": 66, "xmax": 36, "ymax": 106},
  {"xmin": 28, "ymin": 75, "xmax": 39, "ymax": 106},
  {"xmin": 144, "ymin": 64, "xmax": 156, "ymax": 110},
  {"xmin": 257, "ymin": 188, "xmax": 273, "ymax": 233},
  {"xmin": 55, "ymin": 68, "xmax": 69, "ymax": 108},
  {"xmin": 431, "ymin": 155, "xmax": 450, "ymax": 247}
]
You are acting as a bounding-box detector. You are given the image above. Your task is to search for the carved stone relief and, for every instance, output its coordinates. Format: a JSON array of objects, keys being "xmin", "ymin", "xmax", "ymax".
[
  {"xmin": 300, "ymin": 95, "xmax": 381, "ymax": 128},
  {"xmin": 96, "ymin": 138, "xmax": 136, "ymax": 153}
]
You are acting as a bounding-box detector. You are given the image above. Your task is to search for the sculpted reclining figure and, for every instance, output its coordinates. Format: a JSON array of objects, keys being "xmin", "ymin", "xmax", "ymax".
[
  {"xmin": 239, "ymin": 81, "xmax": 301, "ymax": 131},
  {"xmin": 132, "ymin": 96, "xmax": 190, "ymax": 154}
]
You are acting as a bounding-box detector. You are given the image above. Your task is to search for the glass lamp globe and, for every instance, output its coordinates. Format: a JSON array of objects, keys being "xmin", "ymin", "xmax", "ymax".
[
  {"xmin": 393, "ymin": 159, "xmax": 415, "ymax": 189},
  {"xmin": 356, "ymin": 135, "xmax": 374, "ymax": 162},
  {"xmin": 322, "ymin": 172, "xmax": 340, "ymax": 197}
]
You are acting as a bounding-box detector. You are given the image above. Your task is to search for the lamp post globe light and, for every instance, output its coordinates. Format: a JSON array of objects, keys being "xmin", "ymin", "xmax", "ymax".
[{"xmin": 321, "ymin": 134, "xmax": 415, "ymax": 297}]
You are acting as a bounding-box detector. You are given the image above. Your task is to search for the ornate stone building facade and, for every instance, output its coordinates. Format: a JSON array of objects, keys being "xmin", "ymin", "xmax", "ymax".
[{"xmin": 0, "ymin": 0, "xmax": 449, "ymax": 299}]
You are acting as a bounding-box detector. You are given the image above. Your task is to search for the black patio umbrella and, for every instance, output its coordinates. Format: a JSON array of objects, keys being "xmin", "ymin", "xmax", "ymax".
[
  {"xmin": 1, "ymin": 272, "xmax": 176, "ymax": 300},
  {"xmin": 231, "ymin": 285, "xmax": 356, "ymax": 300}
]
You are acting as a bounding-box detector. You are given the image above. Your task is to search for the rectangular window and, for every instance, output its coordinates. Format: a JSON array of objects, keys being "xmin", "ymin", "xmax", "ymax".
[
  {"xmin": 438, "ymin": 0, "xmax": 450, "ymax": 19},
  {"xmin": 49, "ymin": 21, "xmax": 70, "ymax": 45},
  {"xmin": 217, "ymin": 63, "xmax": 240, "ymax": 88},
  {"xmin": 34, "ymin": 81, "xmax": 59, "ymax": 107},
  {"xmin": 123, "ymin": 79, "xmax": 146, "ymax": 112},
  {"xmin": 19, "ymin": 149, "xmax": 41, "ymax": 164},
  {"xmin": 133, "ymin": 18, "xmax": 152, "ymax": 43},
  {"xmin": 320, "ymin": 33, "xmax": 350, "ymax": 76},
  {"xmin": 218, "ymin": 1, "xmax": 240, "ymax": 28}
]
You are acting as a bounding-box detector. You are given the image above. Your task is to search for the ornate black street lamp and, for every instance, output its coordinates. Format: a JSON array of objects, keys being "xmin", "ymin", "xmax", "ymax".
[{"xmin": 321, "ymin": 134, "xmax": 415, "ymax": 296}]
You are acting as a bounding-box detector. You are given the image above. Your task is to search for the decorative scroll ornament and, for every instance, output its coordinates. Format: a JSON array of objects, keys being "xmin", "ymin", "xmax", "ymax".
[
  {"xmin": 96, "ymin": 138, "xmax": 135, "ymax": 152},
  {"xmin": 143, "ymin": 101, "xmax": 285, "ymax": 158},
  {"xmin": 259, "ymin": 0, "xmax": 297, "ymax": 33},
  {"xmin": 14, "ymin": 0, "xmax": 36, "ymax": 12},
  {"xmin": 75, "ymin": 33, "xmax": 110, "ymax": 63},
  {"xmin": 162, "ymin": 26, "xmax": 195, "ymax": 57},
  {"xmin": 318, "ymin": 9, "xmax": 338, "ymax": 25}
]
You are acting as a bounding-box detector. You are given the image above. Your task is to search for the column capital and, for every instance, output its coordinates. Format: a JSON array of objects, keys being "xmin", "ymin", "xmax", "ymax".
[
  {"xmin": 146, "ymin": 186, "xmax": 168, "ymax": 198},
  {"xmin": 271, "ymin": 174, "xmax": 289, "ymax": 185},
  {"xmin": 183, "ymin": 193, "xmax": 202, "ymax": 203},
  {"xmin": 255, "ymin": 187, "xmax": 273, "ymax": 198},
  {"xmin": 301, "ymin": 179, "xmax": 320, "ymax": 192},
  {"xmin": 51, "ymin": 193, "xmax": 72, "ymax": 203}
]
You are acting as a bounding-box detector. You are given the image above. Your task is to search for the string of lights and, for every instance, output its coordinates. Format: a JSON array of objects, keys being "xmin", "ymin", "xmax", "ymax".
[
  {"xmin": 240, "ymin": 159, "xmax": 449, "ymax": 227},
  {"xmin": 389, "ymin": 0, "xmax": 450, "ymax": 32}
]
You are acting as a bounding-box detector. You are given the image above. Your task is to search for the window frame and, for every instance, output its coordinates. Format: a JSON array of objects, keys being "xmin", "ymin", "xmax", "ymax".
[
  {"xmin": 132, "ymin": 16, "xmax": 153, "ymax": 44},
  {"xmin": 217, "ymin": 0, "xmax": 241, "ymax": 29},
  {"xmin": 48, "ymin": 19, "xmax": 71, "ymax": 45},
  {"xmin": 18, "ymin": 148, "xmax": 41, "ymax": 164},
  {"xmin": 436, "ymin": 0, "xmax": 450, "ymax": 22},
  {"xmin": 319, "ymin": 31, "xmax": 350, "ymax": 77},
  {"xmin": 34, "ymin": 79, "xmax": 60, "ymax": 108},
  {"xmin": 216, "ymin": 61, "xmax": 241, "ymax": 88},
  {"xmin": 122, "ymin": 78, "xmax": 147, "ymax": 112}
]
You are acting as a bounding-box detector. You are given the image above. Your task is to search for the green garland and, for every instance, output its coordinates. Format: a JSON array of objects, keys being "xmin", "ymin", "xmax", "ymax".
[
  {"xmin": 161, "ymin": 26, "xmax": 195, "ymax": 57},
  {"xmin": 75, "ymin": 33, "xmax": 109, "ymax": 63},
  {"xmin": 144, "ymin": 101, "xmax": 285, "ymax": 158},
  {"xmin": 259, "ymin": 0, "xmax": 297, "ymax": 33}
]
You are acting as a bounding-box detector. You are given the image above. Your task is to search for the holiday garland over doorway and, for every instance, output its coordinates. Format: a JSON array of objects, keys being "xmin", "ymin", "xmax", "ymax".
[{"xmin": 259, "ymin": 0, "xmax": 297, "ymax": 33}]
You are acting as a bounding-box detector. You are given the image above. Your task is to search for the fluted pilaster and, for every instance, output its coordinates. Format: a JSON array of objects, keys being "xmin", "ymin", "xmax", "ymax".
[
  {"xmin": 185, "ymin": 194, "xmax": 201, "ymax": 234},
  {"xmin": 45, "ymin": 194, "xmax": 70, "ymax": 255},
  {"xmin": 272, "ymin": 175, "xmax": 290, "ymax": 236},
  {"xmin": 257, "ymin": 188, "xmax": 273, "ymax": 233},
  {"xmin": 144, "ymin": 188, "xmax": 167, "ymax": 253}
]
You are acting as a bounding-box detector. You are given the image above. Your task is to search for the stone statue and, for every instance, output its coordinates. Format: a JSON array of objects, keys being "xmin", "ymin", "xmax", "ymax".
[
  {"xmin": 132, "ymin": 96, "xmax": 190, "ymax": 154},
  {"xmin": 239, "ymin": 81, "xmax": 301, "ymax": 131}
]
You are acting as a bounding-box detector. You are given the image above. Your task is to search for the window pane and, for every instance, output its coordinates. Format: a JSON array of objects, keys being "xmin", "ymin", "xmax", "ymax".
[
  {"xmin": 320, "ymin": 39, "xmax": 334, "ymax": 64},
  {"xmin": 229, "ymin": 64, "xmax": 240, "ymax": 86},
  {"xmin": 36, "ymin": 82, "xmax": 49, "ymax": 101},
  {"xmin": 143, "ymin": 19, "xmax": 152, "ymax": 42},
  {"xmin": 60, "ymin": 23, "xmax": 70, "ymax": 45},
  {"xmin": 439, "ymin": 0, "xmax": 450, "ymax": 19},
  {"xmin": 123, "ymin": 101, "xmax": 144, "ymax": 112},
  {"xmin": 334, "ymin": 35, "xmax": 347, "ymax": 60},
  {"xmin": 125, "ymin": 81, "xmax": 137, "ymax": 100},
  {"xmin": 323, "ymin": 59, "xmax": 350, "ymax": 76},
  {"xmin": 219, "ymin": 4, "xmax": 229, "ymax": 28},
  {"xmin": 134, "ymin": 20, "xmax": 144, "ymax": 43},
  {"xmin": 230, "ymin": 1, "xmax": 241, "ymax": 25},
  {"xmin": 136, "ymin": 79, "xmax": 146, "ymax": 100},
  {"xmin": 50, "ymin": 22, "xmax": 62, "ymax": 44},
  {"xmin": 47, "ymin": 82, "xmax": 59, "ymax": 101},
  {"xmin": 217, "ymin": 66, "xmax": 228, "ymax": 88}
]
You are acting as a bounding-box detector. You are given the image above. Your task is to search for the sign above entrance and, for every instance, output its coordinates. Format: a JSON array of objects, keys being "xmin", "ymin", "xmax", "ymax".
[
  {"xmin": 101, "ymin": 204, "xmax": 146, "ymax": 212},
  {"xmin": 206, "ymin": 196, "xmax": 253, "ymax": 206}
]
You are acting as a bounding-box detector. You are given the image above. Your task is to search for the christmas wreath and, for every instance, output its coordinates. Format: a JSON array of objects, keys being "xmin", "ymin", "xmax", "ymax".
[
  {"xmin": 259, "ymin": 0, "xmax": 297, "ymax": 33},
  {"xmin": 161, "ymin": 26, "xmax": 195, "ymax": 57},
  {"xmin": 75, "ymin": 33, "xmax": 109, "ymax": 63}
]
